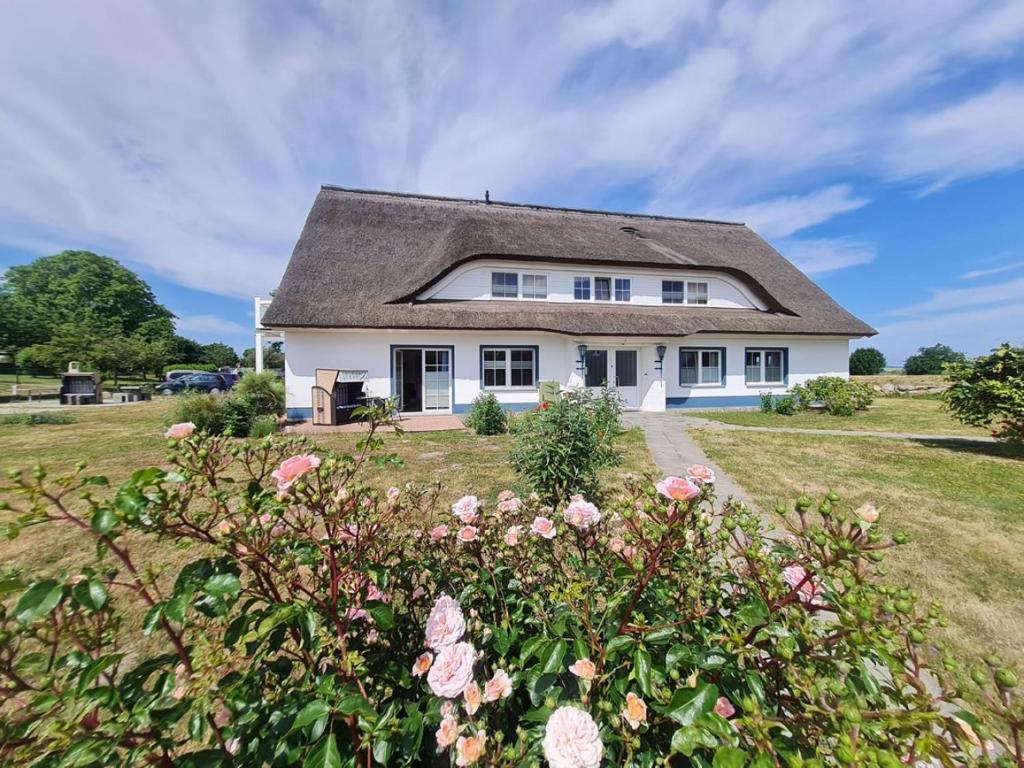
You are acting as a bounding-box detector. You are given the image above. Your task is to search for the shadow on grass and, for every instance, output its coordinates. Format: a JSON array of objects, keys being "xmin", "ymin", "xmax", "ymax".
[{"xmin": 911, "ymin": 438, "xmax": 1024, "ymax": 460}]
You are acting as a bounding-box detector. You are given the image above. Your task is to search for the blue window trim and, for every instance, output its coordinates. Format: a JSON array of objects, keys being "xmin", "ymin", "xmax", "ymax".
[
  {"xmin": 678, "ymin": 346, "xmax": 727, "ymax": 388},
  {"xmin": 614, "ymin": 277, "xmax": 632, "ymax": 302},
  {"xmin": 389, "ymin": 344, "xmax": 456, "ymax": 412},
  {"xmin": 573, "ymin": 276, "xmax": 591, "ymax": 300},
  {"xmin": 661, "ymin": 279, "xmax": 684, "ymax": 304},
  {"xmin": 479, "ymin": 345, "xmax": 540, "ymax": 390},
  {"xmin": 743, "ymin": 346, "xmax": 789, "ymax": 386}
]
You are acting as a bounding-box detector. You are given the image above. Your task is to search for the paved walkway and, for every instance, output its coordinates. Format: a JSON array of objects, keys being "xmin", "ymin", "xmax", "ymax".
[
  {"xmin": 677, "ymin": 415, "xmax": 997, "ymax": 444},
  {"xmin": 623, "ymin": 412, "xmax": 755, "ymax": 509}
]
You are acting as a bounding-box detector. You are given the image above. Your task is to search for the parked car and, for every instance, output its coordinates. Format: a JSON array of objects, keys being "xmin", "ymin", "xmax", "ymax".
[
  {"xmin": 155, "ymin": 372, "xmax": 232, "ymax": 395},
  {"xmin": 165, "ymin": 369, "xmax": 208, "ymax": 381}
]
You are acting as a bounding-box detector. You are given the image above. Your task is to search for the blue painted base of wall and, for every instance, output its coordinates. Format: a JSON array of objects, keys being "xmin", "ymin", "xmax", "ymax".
[
  {"xmin": 287, "ymin": 407, "xmax": 314, "ymax": 420},
  {"xmin": 453, "ymin": 402, "xmax": 538, "ymax": 414},
  {"xmin": 666, "ymin": 395, "xmax": 763, "ymax": 409}
]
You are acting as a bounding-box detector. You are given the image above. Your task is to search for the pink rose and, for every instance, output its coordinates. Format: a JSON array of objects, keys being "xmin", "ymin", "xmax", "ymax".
[
  {"xmin": 216, "ymin": 520, "xmax": 234, "ymax": 536},
  {"xmin": 366, "ymin": 583, "xmax": 387, "ymax": 602},
  {"xmin": 542, "ymin": 707, "xmax": 603, "ymax": 768},
  {"xmin": 271, "ymin": 454, "xmax": 321, "ymax": 493},
  {"xmin": 455, "ymin": 730, "xmax": 486, "ymax": 766},
  {"xmin": 463, "ymin": 681, "xmax": 482, "ymax": 715},
  {"xmin": 164, "ymin": 422, "xmax": 195, "ymax": 440},
  {"xmin": 608, "ymin": 537, "xmax": 625, "ymax": 553},
  {"xmin": 531, "ymin": 516, "xmax": 557, "ymax": 539},
  {"xmin": 568, "ymin": 659, "xmax": 596, "ymax": 680},
  {"xmin": 457, "ymin": 525, "xmax": 479, "ymax": 543},
  {"xmin": 856, "ymin": 502, "xmax": 879, "ymax": 524},
  {"xmin": 622, "ymin": 692, "xmax": 647, "ymax": 730},
  {"xmin": 686, "ymin": 464, "xmax": 716, "ymax": 484},
  {"xmin": 655, "ymin": 476, "xmax": 700, "ymax": 502},
  {"xmin": 497, "ymin": 489, "xmax": 515, "ymax": 502},
  {"xmin": 425, "ymin": 595, "xmax": 466, "ymax": 649},
  {"xmin": 429, "ymin": 524, "xmax": 449, "ymax": 542},
  {"xmin": 412, "ymin": 652, "xmax": 433, "ymax": 677},
  {"xmin": 714, "ymin": 696, "xmax": 735, "ymax": 718},
  {"xmin": 782, "ymin": 565, "xmax": 825, "ymax": 605},
  {"xmin": 563, "ymin": 497, "xmax": 601, "ymax": 530},
  {"xmin": 386, "ymin": 486, "xmax": 400, "ymax": 501},
  {"xmin": 412, "ymin": 586, "xmax": 426, "ymax": 600},
  {"xmin": 504, "ymin": 525, "xmax": 523, "ymax": 546},
  {"xmin": 484, "ymin": 669, "xmax": 512, "ymax": 701},
  {"xmin": 452, "ymin": 495, "xmax": 480, "ymax": 524},
  {"xmin": 436, "ymin": 713, "xmax": 459, "ymax": 748},
  {"xmin": 497, "ymin": 497, "xmax": 521, "ymax": 514},
  {"xmin": 427, "ymin": 641, "xmax": 477, "ymax": 698},
  {"xmin": 345, "ymin": 607, "xmax": 368, "ymax": 622}
]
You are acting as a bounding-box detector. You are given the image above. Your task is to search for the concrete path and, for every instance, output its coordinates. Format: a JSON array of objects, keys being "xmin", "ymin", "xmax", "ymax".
[
  {"xmin": 623, "ymin": 412, "xmax": 755, "ymax": 509},
  {"xmin": 677, "ymin": 415, "xmax": 997, "ymax": 444}
]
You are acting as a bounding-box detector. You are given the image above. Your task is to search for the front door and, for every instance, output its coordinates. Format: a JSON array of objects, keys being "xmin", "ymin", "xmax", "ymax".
[
  {"xmin": 395, "ymin": 348, "xmax": 451, "ymax": 413},
  {"xmin": 584, "ymin": 348, "xmax": 640, "ymax": 407}
]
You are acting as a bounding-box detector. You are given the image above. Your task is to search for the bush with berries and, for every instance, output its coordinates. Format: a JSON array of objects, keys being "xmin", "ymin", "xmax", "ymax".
[{"xmin": 0, "ymin": 406, "xmax": 1020, "ymax": 767}]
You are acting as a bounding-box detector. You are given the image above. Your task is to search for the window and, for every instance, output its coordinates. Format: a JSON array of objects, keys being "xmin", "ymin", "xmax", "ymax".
[
  {"xmin": 662, "ymin": 280, "xmax": 684, "ymax": 304},
  {"xmin": 522, "ymin": 274, "xmax": 547, "ymax": 299},
  {"xmin": 573, "ymin": 276, "xmax": 591, "ymax": 300},
  {"xmin": 614, "ymin": 278, "xmax": 631, "ymax": 302},
  {"xmin": 594, "ymin": 277, "xmax": 612, "ymax": 301},
  {"xmin": 686, "ymin": 281, "xmax": 709, "ymax": 305},
  {"xmin": 491, "ymin": 272, "xmax": 518, "ymax": 298},
  {"xmin": 482, "ymin": 347, "xmax": 537, "ymax": 389},
  {"xmin": 745, "ymin": 348, "xmax": 785, "ymax": 384},
  {"xmin": 679, "ymin": 347, "xmax": 724, "ymax": 386}
]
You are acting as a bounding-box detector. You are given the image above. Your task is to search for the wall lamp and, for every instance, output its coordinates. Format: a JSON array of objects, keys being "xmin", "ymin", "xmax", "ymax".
[
  {"xmin": 655, "ymin": 344, "xmax": 667, "ymax": 374},
  {"xmin": 576, "ymin": 343, "xmax": 588, "ymax": 374}
]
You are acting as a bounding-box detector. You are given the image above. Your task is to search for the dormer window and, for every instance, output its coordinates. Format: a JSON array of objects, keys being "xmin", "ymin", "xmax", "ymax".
[
  {"xmin": 686, "ymin": 281, "xmax": 708, "ymax": 305},
  {"xmin": 573, "ymin": 276, "xmax": 591, "ymax": 300},
  {"xmin": 594, "ymin": 277, "xmax": 612, "ymax": 301},
  {"xmin": 522, "ymin": 274, "xmax": 547, "ymax": 299},
  {"xmin": 614, "ymin": 278, "xmax": 631, "ymax": 302},
  {"xmin": 491, "ymin": 272, "xmax": 518, "ymax": 298},
  {"xmin": 662, "ymin": 280, "xmax": 684, "ymax": 304}
]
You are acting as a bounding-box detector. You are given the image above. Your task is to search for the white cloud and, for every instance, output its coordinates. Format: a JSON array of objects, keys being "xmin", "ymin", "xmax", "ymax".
[
  {"xmin": 0, "ymin": 0, "xmax": 1023, "ymax": 301},
  {"xmin": 885, "ymin": 277, "xmax": 1024, "ymax": 316},
  {"xmin": 866, "ymin": 302, "xmax": 1024, "ymax": 363},
  {"xmin": 960, "ymin": 261, "xmax": 1024, "ymax": 280},
  {"xmin": 775, "ymin": 237, "xmax": 877, "ymax": 276},
  {"xmin": 175, "ymin": 313, "xmax": 250, "ymax": 337}
]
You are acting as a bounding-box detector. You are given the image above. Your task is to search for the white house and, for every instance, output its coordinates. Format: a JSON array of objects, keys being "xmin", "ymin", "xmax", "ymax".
[{"xmin": 260, "ymin": 186, "xmax": 875, "ymax": 421}]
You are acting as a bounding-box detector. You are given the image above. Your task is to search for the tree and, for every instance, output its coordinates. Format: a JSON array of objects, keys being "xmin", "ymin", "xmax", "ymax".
[
  {"xmin": 849, "ymin": 347, "xmax": 886, "ymax": 376},
  {"xmin": 903, "ymin": 343, "xmax": 966, "ymax": 375},
  {"xmin": 169, "ymin": 335, "xmax": 205, "ymax": 364},
  {"xmin": 199, "ymin": 342, "xmax": 239, "ymax": 368},
  {"xmin": 1, "ymin": 251, "xmax": 174, "ymax": 352},
  {"xmin": 240, "ymin": 342, "xmax": 284, "ymax": 370},
  {"xmin": 943, "ymin": 344, "xmax": 1024, "ymax": 443}
]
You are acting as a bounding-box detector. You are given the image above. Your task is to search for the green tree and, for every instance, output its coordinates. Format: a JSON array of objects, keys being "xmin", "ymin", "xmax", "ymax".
[
  {"xmin": 849, "ymin": 347, "xmax": 887, "ymax": 375},
  {"xmin": 240, "ymin": 342, "xmax": 284, "ymax": 370},
  {"xmin": 1, "ymin": 251, "xmax": 174, "ymax": 352},
  {"xmin": 169, "ymin": 335, "xmax": 204, "ymax": 364},
  {"xmin": 943, "ymin": 343, "xmax": 1024, "ymax": 442},
  {"xmin": 903, "ymin": 343, "xmax": 966, "ymax": 375},
  {"xmin": 199, "ymin": 342, "xmax": 239, "ymax": 368}
]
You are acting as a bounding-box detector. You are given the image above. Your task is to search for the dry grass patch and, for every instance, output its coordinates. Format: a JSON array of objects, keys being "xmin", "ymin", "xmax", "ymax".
[
  {"xmin": 687, "ymin": 398, "xmax": 989, "ymax": 437},
  {"xmin": 690, "ymin": 428, "xmax": 1024, "ymax": 669}
]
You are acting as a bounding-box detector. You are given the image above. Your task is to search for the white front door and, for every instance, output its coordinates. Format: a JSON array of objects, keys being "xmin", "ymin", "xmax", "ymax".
[
  {"xmin": 584, "ymin": 348, "xmax": 640, "ymax": 407},
  {"xmin": 394, "ymin": 348, "xmax": 452, "ymax": 413}
]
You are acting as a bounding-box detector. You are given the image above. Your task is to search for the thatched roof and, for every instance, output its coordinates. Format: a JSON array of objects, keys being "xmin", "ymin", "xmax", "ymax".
[{"xmin": 262, "ymin": 186, "xmax": 876, "ymax": 338}]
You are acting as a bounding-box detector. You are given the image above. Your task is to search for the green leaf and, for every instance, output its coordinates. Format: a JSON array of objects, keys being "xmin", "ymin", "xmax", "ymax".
[
  {"xmin": 367, "ymin": 604, "xmax": 395, "ymax": 630},
  {"xmin": 15, "ymin": 579, "xmax": 63, "ymax": 623},
  {"xmin": 714, "ymin": 747, "xmax": 748, "ymax": 768},
  {"xmin": 90, "ymin": 507, "xmax": 118, "ymax": 535},
  {"xmin": 337, "ymin": 693, "xmax": 375, "ymax": 719},
  {"xmin": 142, "ymin": 603, "xmax": 164, "ymax": 635},
  {"xmin": 735, "ymin": 597, "xmax": 769, "ymax": 629},
  {"xmin": 202, "ymin": 573, "xmax": 241, "ymax": 599},
  {"xmin": 540, "ymin": 639, "xmax": 568, "ymax": 674},
  {"xmin": 605, "ymin": 634, "xmax": 635, "ymax": 657},
  {"xmin": 671, "ymin": 726, "xmax": 700, "ymax": 756},
  {"xmin": 304, "ymin": 734, "xmax": 342, "ymax": 768},
  {"xmin": 372, "ymin": 735, "xmax": 394, "ymax": 766},
  {"xmin": 634, "ymin": 647, "xmax": 653, "ymax": 697},
  {"xmin": 665, "ymin": 683, "xmax": 719, "ymax": 727},
  {"xmin": 666, "ymin": 643, "xmax": 687, "ymax": 670},
  {"xmin": 644, "ymin": 626, "xmax": 676, "ymax": 645},
  {"xmin": 72, "ymin": 579, "xmax": 108, "ymax": 612},
  {"xmin": 290, "ymin": 700, "xmax": 331, "ymax": 734}
]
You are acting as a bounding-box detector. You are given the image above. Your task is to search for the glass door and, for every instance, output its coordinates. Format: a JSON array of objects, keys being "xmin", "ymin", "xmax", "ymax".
[
  {"xmin": 423, "ymin": 349, "xmax": 451, "ymax": 412},
  {"xmin": 614, "ymin": 350, "xmax": 639, "ymax": 407}
]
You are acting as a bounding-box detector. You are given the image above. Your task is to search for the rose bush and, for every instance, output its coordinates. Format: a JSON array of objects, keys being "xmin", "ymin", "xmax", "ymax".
[{"xmin": 0, "ymin": 405, "xmax": 1021, "ymax": 767}]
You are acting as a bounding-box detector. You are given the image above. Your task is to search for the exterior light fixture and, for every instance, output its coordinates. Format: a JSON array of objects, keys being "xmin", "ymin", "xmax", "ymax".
[
  {"xmin": 577, "ymin": 343, "xmax": 588, "ymax": 373},
  {"xmin": 655, "ymin": 344, "xmax": 667, "ymax": 374}
]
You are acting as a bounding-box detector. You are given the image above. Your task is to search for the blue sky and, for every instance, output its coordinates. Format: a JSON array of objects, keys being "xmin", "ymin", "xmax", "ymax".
[{"xmin": 1, "ymin": 0, "xmax": 1023, "ymax": 363}]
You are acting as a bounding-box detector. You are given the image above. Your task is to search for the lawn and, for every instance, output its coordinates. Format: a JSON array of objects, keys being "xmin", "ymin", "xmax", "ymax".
[
  {"xmin": 690, "ymin": 427, "xmax": 1024, "ymax": 670},
  {"xmin": 687, "ymin": 397, "xmax": 990, "ymax": 437},
  {"xmin": 0, "ymin": 398, "xmax": 655, "ymax": 577}
]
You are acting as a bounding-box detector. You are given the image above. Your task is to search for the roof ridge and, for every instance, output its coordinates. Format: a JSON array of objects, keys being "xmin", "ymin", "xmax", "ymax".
[{"xmin": 319, "ymin": 183, "xmax": 745, "ymax": 227}]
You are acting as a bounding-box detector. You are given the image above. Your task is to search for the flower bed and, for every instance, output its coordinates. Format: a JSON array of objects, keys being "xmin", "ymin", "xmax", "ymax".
[{"xmin": 0, "ymin": 409, "xmax": 1019, "ymax": 766}]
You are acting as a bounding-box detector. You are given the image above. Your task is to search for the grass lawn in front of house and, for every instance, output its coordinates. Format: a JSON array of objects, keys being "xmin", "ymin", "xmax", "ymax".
[
  {"xmin": 687, "ymin": 397, "xmax": 990, "ymax": 437},
  {"xmin": 690, "ymin": 427, "xmax": 1024, "ymax": 670}
]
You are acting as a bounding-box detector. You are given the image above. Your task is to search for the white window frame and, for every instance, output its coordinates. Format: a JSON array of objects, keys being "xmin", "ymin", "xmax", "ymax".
[
  {"xmin": 614, "ymin": 278, "xmax": 632, "ymax": 302},
  {"xmin": 594, "ymin": 276, "xmax": 613, "ymax": 302},
  {"xmin": 679, "ymin": 347, "xmax": 724, "ymax": 387},
  {"xmin": 685, "ymin": 281, "xmax": 709, "ymax": 305},
  {"xmin": 521, "ymin": 273, "xmax": 548, "ymax": 300},
  {"xmin": 481, "ymin": 346, "xmax": 538, "ymax": 390},
  {"xmin": 745, "ymin": 348, "xmax": 785, "ymax": 385}
]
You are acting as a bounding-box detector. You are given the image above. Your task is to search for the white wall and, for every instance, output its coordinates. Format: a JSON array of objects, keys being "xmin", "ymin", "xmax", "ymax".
[
  {"xmin": 283, "ymin": 329, "xmax": 850, "ymax": 414},
  {"xmin": 421, "ymin": 259, "xmax": 765, "ymax": 310}
]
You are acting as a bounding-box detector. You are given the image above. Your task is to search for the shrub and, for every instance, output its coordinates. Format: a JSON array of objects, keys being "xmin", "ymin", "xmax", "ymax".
[
  {"xmin": 849, "ymin": 346, "xmax": 887, "ymax": 375},
  {"xmin": 233, "ymin": 371, "xmax": 285, "ymax": 416},
  {"xmin": 943, "ymin": 343, "xmax": 1024, "ymax": 443},
  {"xmin": 465, "ymin": 392, "xmax": 508, "ymax": 435},
  {"xmin": 167, "ymin": 392, "xmax": 225, "ymax": 434},
  {"xmin": 248, "ymin": 413, "xmax": 280, "ymax": 438},
  {"xmin": 510, "ymin": 389, "xmax": 620, "ymax": 505},
  {"xmin": 220, "ymin": 393, "xmax": 261, "ymax": 437},
  {"xmin": 0, "ymin": 419, "xmax": 1019, "ymax": 766},
  {"xmin": 791, "ymin": 376, "xmax": 874, "ymax": 416},
  {"xmin": 773, "ymin": 394, "xmax": 796, "ymax": 415},
  {"xmin": 759, "ymin": 391, "xmax": 775, "ymax": 413},
  {"xmin": 903, "ymin": 343, "xmax": 966, "ymax": 375},
  {"xmin": 0, "ymin": 412, "xmax": 75, "ymax": 426}
]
